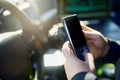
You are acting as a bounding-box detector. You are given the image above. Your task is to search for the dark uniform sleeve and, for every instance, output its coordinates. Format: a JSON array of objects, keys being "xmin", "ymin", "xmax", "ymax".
[
  {"xmin": 72, "ymin": 72, "xmax": 97, "ymax": 80},
  {"xmin": 100, "ymin": 40, "xmax": 120, "ymax": 64}
]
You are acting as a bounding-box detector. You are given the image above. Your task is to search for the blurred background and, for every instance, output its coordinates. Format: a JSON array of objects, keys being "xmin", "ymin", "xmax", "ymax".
[{"xmin": 4, "ymin": 0, "xmax": 120, "ymax": 80}]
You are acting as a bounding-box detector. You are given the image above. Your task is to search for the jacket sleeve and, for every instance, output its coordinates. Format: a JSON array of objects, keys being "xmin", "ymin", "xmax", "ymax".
[
  {"xmin": 72, "ymin": 72, "xmax": 97, "ymax": 80},
  {"xmin": 99, "ymin": 39, "xmax": 120, "ymax": 63}
]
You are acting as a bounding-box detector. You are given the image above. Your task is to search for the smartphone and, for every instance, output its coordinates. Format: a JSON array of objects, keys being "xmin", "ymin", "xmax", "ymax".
[{"xmin": 61, "ymin": 14, "xmax": 90, "ymax": 61}]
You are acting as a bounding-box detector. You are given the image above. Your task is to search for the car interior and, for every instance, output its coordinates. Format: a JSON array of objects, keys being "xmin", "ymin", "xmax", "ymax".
[{"xmin": 0, "ymin": 0, "xmax": 120, "ymax": 80}]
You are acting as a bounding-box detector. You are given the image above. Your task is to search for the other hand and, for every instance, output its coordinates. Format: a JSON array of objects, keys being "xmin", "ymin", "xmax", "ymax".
[{"xmin": 81, "ymin": 24, "xmax": 109, "ymax": 58}]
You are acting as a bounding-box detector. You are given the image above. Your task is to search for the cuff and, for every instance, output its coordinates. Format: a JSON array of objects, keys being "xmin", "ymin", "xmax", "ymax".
[
  {"xmin": 72, "ymin": 72, "xmax": 97, "ymax": 80},
  {"xmin": 103, "ymin": 39, "xmax": 120, "ymax": 63}
]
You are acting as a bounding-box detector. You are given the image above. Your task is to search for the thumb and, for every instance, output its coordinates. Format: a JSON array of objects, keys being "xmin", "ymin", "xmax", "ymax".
[
  {"xmin": 84, "ymin": 52, "xmax": 94, "ymax": 63},
  {"xmin": 84, "ymin": 52, "xmax": 95, "ymax": 73}
]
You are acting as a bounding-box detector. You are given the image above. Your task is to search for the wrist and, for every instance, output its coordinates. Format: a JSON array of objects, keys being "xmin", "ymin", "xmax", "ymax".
[{"xmin": 102, "ymin": 39, "xmax": 110, "ymax": 57}]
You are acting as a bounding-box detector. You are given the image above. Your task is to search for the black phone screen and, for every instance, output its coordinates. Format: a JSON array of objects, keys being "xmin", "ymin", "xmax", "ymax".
[
  {"xmin": 62, "ymin": 15, "xmax": 89, "ymax": 60},
  {"xmin": 65, "ymin": 16, "xmax": 86, "ymax": 49}
]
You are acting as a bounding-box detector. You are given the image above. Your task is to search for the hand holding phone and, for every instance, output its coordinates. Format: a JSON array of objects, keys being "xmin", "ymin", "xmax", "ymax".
[{"xmin": 61, "ymin": 14, "xmax": 90, "ymax": 61}]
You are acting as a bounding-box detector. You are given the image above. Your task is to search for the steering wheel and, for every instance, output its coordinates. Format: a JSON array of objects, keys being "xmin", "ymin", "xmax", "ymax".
[{"xmin": 0, "ymin": 1, "xmax": 44, "ymax": 80}]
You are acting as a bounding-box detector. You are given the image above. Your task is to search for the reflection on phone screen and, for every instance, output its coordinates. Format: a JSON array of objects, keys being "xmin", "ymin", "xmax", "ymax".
[{"xmin": 76, "ymin": 45, "xmax": 90, "ymax": 61}]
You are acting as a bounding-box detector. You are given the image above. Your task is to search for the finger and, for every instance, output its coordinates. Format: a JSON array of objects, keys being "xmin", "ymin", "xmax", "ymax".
[
  {"xmin": 84, "ymin": 53, "xmax": 94, "ymax": 63},
  {"xmin": 62, "ymin": 41, "xmax": 74, "ymax": 57},
  {"xmin": 81, "ymin": 24, "xmax": 95, "ymax": 32},
  {"xmin": 62, "ymin": 41, "xmax": 70, "ymax": 53},
  {"xmin": 84, "ymin": 52, "xmax": 95, "ymax": 72},
  {"xmin": 83, "ymin": 30, "xmax": 98, "ymax": 40}
]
